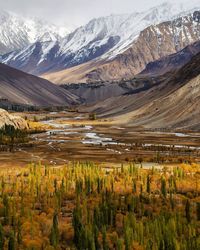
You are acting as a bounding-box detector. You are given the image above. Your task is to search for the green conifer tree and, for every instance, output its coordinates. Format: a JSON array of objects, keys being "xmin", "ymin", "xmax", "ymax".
[
  {"xmin": 0, "ymin": 224, "xmax": 4, "ymax": 250},
  {"xmin": 49, "ymin": 212, "xmax": 59, "ymax": 247},
  {"xmin": 147, "ymin": 175, "xmax": 151, "ymax": 194},
  {"xmin": 161, "ymin": 177, "xmax": 167, "ymax": 198},
  {"xmin": 196, "ymin": 202, "xmax": 200, "ymax": 221},
  {"xmin": 185, "ymin": 200, "xmax": 191, "ymax": 223},
  {"xmin": 8, "ymin": 231, "xmax": 15, "ymax": 250}
]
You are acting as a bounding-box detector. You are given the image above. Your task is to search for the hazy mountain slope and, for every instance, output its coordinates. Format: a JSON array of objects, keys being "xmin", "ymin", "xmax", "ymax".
[
  {"xmin": 2, "ymin": 1, "xmax": 200, "ymax": 78},
  {"xmin": 0, "ymin": 10, "xmax": 69, "ymax": 55},
  {"xmin": 119, "ymin": 61, "xmax": 200, "ymax": 130},
  {"xmin": 140, "ymin": 40, "xmax": 200, "ymax": 76},
  {"xmin": 0, "ymin": 63, "xmax": 79, "ymax": 106},
  {"xmin": 85, "ymin": 47, "xmax": 200, "ymax": 130},
  {"xmin": 130, "ymin": 76, "xmax": 200, "ymax": 130},
  {"xmin": 42, "ymin": 61, "xmax": 102, "ymax": 84},
  {"xmin": 61, "ymin": 79, "xmax": 154, "ymax": 104}
]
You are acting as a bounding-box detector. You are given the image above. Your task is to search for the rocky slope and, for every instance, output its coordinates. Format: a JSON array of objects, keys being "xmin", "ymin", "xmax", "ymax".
[
  {"xmin": 0, "ymin": 63, "xmax": 79, "ymax": 106},
  {"xmin": 84, "ymin": 10, "xmax": 200, "ymax": 82},
  {"xmin": 61, "ymin": 81, "xmax": 145, "ymax": 104},
  {"xmin": 85, "ymin": 44, "xmax": 200, "ymax": 131},
  {"xmin": 60, "ymin": 40, "xmax": 200, "ymax": 106},
  {"xmin": 0, "ymin": 109, "xmax": 28, "ymax": 129},
  {"xmin": 140, "ymin": 40, "xmax": 200, "ymax": 76},
  {"xmin": 2, "ymin": 2, "xmax": 200, "ymax": 79}
]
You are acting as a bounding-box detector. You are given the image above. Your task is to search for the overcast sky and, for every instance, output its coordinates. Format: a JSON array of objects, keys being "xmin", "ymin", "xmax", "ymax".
[{"xmin": 0, "ymin": 0, "xmax": 197, "ymax": 28}]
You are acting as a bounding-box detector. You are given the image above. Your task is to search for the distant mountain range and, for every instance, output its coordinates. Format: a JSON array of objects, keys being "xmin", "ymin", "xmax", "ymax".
[
  {"xmin": 44, "ymin": 9, "xmax": 200, "ymax": 84},
  {"xmin": 1, "ymin": 1, "xmax": 200, "ymax": 83},
  {"xmin": 0, "ymin": 10, "xmax": 69, "ymax": 55}
]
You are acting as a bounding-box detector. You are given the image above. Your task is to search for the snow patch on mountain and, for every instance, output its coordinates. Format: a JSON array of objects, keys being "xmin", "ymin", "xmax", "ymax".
[
  {"xmin": 0, "ymin": 10, "xmax": 69, "ymax": 54},
  {"xmin": 102, "ymin": 1, "xmax": 200, "ymax": 60}
]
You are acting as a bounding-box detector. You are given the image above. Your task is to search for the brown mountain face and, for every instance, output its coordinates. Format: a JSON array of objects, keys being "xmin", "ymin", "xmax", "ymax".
[
  {"xmin": 0, "ymin": 63, "xmax": 80, "ymax": 106},
  {"xmin": 140, "ymin": 40, "xmax": 200, "ymax": 77},
  {"xmin": 60, "ymin": 40, "xmax": 200, "ymax": 105},
  {"xmin": 44, "ymin": 11, "xmax": 200, "ymax": 84},
  {"xmin": 85, "ymin": 48, "xmax": 200, "ymax": 131},
  {"xmin": 86, "ymin": 11, "xmax": 200, "ymax": 82}
]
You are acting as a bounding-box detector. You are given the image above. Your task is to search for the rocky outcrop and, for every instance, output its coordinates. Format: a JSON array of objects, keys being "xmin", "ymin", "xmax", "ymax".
[{"xmin": 0, "ymin": 109, "xmax": 28, "ymax": 129}]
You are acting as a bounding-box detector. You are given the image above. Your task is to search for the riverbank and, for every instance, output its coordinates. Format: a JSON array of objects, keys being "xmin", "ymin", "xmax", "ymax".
[{"xmin": 0, "ymin": 111, "xmax": 198, "ymax": 168}]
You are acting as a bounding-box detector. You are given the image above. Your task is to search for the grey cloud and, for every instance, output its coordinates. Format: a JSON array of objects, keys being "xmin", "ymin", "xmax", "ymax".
[{"xmin": 0, "ymin": 0, "xmax": 192, "ymax": 28}]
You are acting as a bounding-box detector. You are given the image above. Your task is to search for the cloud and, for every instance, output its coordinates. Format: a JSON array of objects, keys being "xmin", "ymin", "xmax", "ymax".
[{"xmin": 0, "ymin": 0, "xmax": 196, "ymax": 28}]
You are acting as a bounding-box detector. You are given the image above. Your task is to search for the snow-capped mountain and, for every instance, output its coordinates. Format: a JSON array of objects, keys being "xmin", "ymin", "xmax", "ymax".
[
  {"xmin": 0, "ymin": 10, "xmax": 69, "ymax": 54},
  {"xmin": 102, "ymin": 0, "xmax": 200, "ymax": 59},
  {"xmin": 81, "ymin": 10, "xmax": 200, "ymax": 82},
  {"xmin": 1, "ymin": 1, "xmax": 200, "ymax": 78}
]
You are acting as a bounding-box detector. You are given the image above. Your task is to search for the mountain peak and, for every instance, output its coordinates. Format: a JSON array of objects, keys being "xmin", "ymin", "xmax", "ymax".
[
  {"xmin": 37, "ymin": 32, "xmax": 59, "ymax": 43},
  {"xmin": 0, "ymin": 10, "xmax": 69, "ymax": 54}
]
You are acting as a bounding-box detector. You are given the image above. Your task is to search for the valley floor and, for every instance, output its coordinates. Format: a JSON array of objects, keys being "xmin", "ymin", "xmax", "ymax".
[{"xmin": 0, "ymin": 111, "xmax": 199, "ymax": 168}]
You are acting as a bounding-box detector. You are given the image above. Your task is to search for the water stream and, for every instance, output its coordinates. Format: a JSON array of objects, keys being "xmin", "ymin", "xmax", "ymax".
[{"xmin": 35, "ymin": 117, "xmax": 200, "ymax": 151}]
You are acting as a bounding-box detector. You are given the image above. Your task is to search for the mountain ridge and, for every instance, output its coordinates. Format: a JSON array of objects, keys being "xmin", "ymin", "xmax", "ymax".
[
  {"xmin": 43, "ymin": 10, "xmax": 200, "ymax": 84},
  {"xmin": 2, "ymin": 2, "xmax": 200, "ymax": 81},
  {"xmin": 0, "ymin": 63, "xmax": 80, "ymax": 106},
  {"xmin": 0, "ymin": 10, "xmax": 69, "ymax": 55}
]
